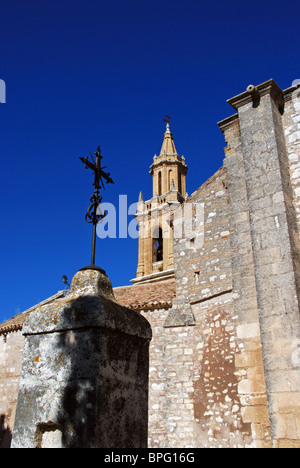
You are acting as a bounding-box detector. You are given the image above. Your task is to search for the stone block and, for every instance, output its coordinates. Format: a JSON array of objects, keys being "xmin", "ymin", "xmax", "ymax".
[{"xmin": 11, "ymin": 269, "xmax": 152, "ymax": 448}]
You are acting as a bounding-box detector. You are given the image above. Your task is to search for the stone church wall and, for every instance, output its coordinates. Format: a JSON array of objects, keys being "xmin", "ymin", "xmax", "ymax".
[
  {"xmin": 0, "ymin": 330, "xmax": 24, "ymax": 447},
  {"xmin": 142, "ymin": 166, "xmax": 271, "ymax": 448},
  {"xmin": 283, "ymin": 87, "xmax": 300, "ymax": 242},
  {"xmin": 221, "ymin": 81, "xmax": 300, "ymax": 448},
  {"xmin": 142, "ymin": 293, "xmax": 271, "ymax": 448},
  {"xmin": 172, "ymin": 167, "xmax": 232, "ymax": 304},
  {"xmin": 141, "ymin": 81, "xmax": 300, "ymax": 449}
]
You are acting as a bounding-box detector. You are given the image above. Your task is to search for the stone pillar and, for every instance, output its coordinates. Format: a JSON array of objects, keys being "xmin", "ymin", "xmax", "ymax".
[
  {"xmin": 220, "ymin": 114, "xmax": 272, "ymax": 447},
  {"xmin": 136, "ymin": 223, "xmax": 145, "ymax": 277},
  {"xmin": 11, "ymin": 268, "xmax": 152, "ymax": 448},
  {"xmin": 222, "ymin": 79, "xmax": 300, "ymax": 448}
]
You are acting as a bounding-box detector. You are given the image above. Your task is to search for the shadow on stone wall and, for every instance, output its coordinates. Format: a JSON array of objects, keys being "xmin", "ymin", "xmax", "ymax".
[
  {"xmin": 37, "ymin": 296, "xmax": 150, "ymax": 448},
  {"xmin": 0, "ymin": 415, "xmax": 12, "ymax": 448},
  {"xmin": 54, "ymin": 295, "xmax": 150, "ymax": 448}
]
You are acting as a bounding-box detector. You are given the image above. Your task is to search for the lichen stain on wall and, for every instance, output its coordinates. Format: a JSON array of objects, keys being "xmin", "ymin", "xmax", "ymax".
[{"xmin": 191, "ymin": 305, "xmax": 252, "ymax": 447}]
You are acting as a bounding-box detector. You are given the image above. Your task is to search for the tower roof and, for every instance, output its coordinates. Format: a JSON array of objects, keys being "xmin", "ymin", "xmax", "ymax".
[{"xmin": 159, "ymin": 123, "xmax": 178, "ymax": 156}]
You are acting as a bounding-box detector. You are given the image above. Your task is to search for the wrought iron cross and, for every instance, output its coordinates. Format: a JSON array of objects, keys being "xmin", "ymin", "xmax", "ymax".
[{"xmin": 80, "ymin": 146, "xmax": 114, "ymax": 267}]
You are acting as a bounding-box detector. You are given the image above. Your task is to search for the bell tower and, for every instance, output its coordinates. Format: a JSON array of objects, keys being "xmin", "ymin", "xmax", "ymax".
[
  {"xmin": 151, "ymin": 122, "xmax": 187, "ymax": 198},
  {"xmin": 132, "ymin": 120, "xmax": 188, "ymax": 284}
]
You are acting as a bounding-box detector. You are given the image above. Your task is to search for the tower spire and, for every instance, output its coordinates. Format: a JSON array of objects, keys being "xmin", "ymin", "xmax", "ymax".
[
  {"xmin": 159, "ymin": 120, "xmax": 177, "ymax": 156},
  {"xmin": 150, "ymin": 117, "xmax": 187, "ymax": 198}
]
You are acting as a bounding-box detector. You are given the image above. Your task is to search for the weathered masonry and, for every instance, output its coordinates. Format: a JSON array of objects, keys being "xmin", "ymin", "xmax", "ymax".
[
  {"xmin": 11, "ymin": 269, "xmax": 152, "ymax": 448},
  {"xmin": 1, "ymin": 79, "xmax": 300, "ymax": 448}
]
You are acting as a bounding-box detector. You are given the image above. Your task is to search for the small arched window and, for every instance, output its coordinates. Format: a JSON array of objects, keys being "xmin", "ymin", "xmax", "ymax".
[
  {"xmin": 168, "ymin": 170, "xmax": 174, "ymax": 191},
  {"xmin": 178, "ymin": 171, "xmax": 182, "ymax": 194},
  {"xmin": 158, "ymin": 171, "xmax": 162, "ymax": 196},
  {"xmin": 153, "ymin": 227, "xmax": 163, "ymax": 263}
]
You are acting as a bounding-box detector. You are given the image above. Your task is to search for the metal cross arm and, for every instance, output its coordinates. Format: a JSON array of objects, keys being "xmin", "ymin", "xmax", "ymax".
[
  {"xmin": 163, "ymin": 114, "xmax": 171, "ymax": 124},
  {"xmin": 80, "ymin": 148, "xmax": 114, "ymax": 186}
]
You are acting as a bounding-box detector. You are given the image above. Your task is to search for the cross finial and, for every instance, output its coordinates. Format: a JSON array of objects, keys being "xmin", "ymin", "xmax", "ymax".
[{"xmin": 163, "ymin": 114, "xmax": 171, "ymax": 124}]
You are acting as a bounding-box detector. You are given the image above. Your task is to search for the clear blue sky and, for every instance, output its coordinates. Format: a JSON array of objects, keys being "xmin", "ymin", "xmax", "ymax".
[{"xmin": 0, "ymin": 0, "xmax": 299, "ymax": 323}]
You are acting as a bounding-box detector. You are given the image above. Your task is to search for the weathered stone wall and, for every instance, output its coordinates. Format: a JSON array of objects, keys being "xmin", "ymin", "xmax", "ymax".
[
  {"xmin": 283, "ymin": 85, "xmax": 300, "ymax": 238},
  {"xmin": 174, "ymin": 168, "xmax": 232, "ymax": 302},
  {"xmin": 143, "ymin": 293, "xmax": 271, "ymax": 448},
  {"xmin": 142, "ymin": 80, "xmax": 300, "ymax": 449},
  {"xmin": 220, "ymin": 112, "xmax": 272, "ymax": 449},
  {"xmin": 142, "ymin": 164, "xmax": 271, "ymax": 448},
  {"xmin": 164, "ymin": 168, "xmax": 232, "ymax": 327},
  {"xmin": 222, "ymin": 80, "xmax": 300, "ymax": 448},
  {"xmin": 0, "ymin": 330, "xmax": 24, "ymax": 447}
]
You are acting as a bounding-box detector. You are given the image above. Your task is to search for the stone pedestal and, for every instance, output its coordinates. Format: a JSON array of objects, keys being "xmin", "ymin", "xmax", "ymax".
[{"xmin": 11, "ymin": 269, "xmax": 152, "ymax": 448}]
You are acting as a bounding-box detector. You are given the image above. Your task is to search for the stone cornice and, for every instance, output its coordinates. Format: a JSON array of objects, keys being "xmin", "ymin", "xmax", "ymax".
[
  {"xmin": 283, "ymin": 82, "xmax": 300, "ymax": 102},
  {"xmin": 131, "ymin": 268, "xmax": 175, "ymax": 285},
  {"xmin": 227, "ymin": 79, "xmax": 284, "ymax": 113},
  {"xmin": 149, "ymin": 156, "xmax": 188, "ymax": 174},
  {"xmin": 217, "ymin": 113, "xmax": 239, "ymax": 134}
]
